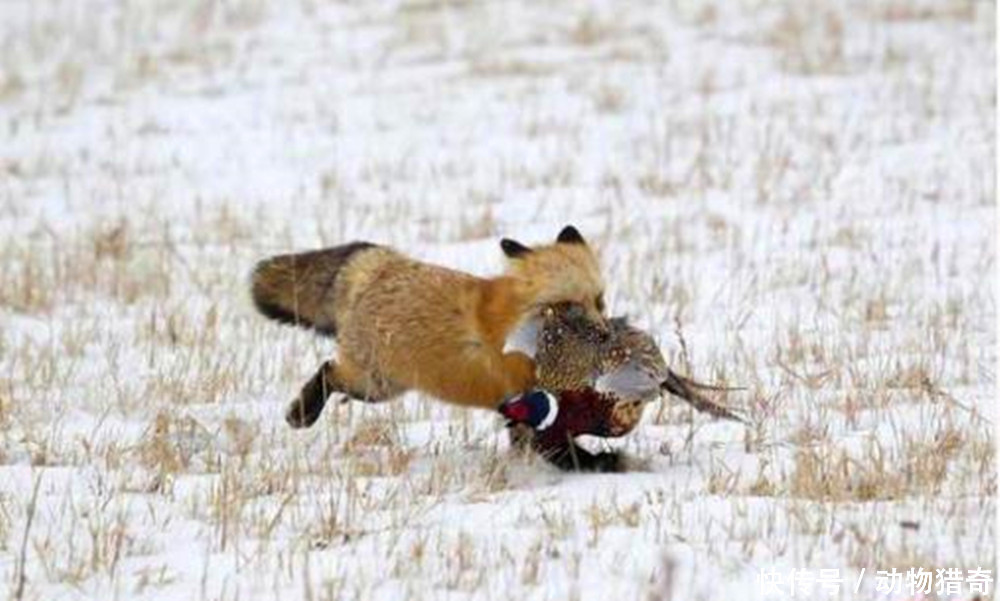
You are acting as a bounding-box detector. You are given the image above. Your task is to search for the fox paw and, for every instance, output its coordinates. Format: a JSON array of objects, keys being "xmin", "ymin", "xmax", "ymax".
[{"xmin": 285, "ymin": 398, "xmax": 324, "ymax": 429}]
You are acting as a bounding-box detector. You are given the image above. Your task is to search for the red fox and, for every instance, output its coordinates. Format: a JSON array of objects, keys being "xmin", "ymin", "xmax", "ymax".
[{"xmin": 250, "ymin": 226, "xmax": 607, "ymax": 428}]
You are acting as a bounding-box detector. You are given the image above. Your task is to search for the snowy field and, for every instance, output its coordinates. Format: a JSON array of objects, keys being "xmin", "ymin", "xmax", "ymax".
[{"xmin": 0, "ymin": 1, "xmax": 996, "ymax": 600}]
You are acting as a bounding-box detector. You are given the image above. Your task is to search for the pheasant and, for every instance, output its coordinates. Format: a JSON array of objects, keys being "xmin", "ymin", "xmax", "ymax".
[
  {"xmin": 536, "ymin": 304, "xmax": 745, "ymax": 426},
  {"xmin": 499, "ymin": 388, "xmax": 625, "ymax": 472},
  {"xmin": 501, "ymin": 303, "xmax": 743, "ymax": 471}
]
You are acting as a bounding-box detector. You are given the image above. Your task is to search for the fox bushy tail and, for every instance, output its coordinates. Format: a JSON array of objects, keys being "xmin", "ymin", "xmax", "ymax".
[{"xmin": 250, "ymin": 242, "xmax": 375, "ymax": 336}]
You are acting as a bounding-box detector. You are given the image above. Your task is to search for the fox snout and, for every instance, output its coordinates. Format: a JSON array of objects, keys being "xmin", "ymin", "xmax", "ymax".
[
  {"xmin": 544, "ymin": 302, "xmax": 610, "ymax": 338},
  {"xmin": 591, "ymin": 315, "xmax": 611, "ymax": 341}
]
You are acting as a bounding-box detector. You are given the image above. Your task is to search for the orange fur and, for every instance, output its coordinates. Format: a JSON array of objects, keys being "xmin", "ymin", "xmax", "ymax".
[{"xmin": 251, "ymin": 227, "xmax": 606, "ymax": 426}]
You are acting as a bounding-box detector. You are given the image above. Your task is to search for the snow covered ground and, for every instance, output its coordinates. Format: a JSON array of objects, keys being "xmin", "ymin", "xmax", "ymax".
[{"xmin": 0, "ymin": 1, "xmax": 995, "ymax": 600}]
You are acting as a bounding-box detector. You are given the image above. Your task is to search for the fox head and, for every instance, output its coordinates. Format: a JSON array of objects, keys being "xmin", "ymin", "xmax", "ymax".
[{"xmin": 501, "ymin": 225, "xmax": 607, "ymax": 325}]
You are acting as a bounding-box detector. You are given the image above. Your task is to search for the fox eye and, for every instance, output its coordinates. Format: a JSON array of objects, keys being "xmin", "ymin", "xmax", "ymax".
[{"xmin": 595, "ymin": 293, "xmax": 605, "ymax": 313}]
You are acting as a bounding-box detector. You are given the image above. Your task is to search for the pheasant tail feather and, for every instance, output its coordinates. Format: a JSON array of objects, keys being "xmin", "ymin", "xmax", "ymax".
[{"xmin": 660, "ymin": 371, "xmax": 746, "ymax": 423}]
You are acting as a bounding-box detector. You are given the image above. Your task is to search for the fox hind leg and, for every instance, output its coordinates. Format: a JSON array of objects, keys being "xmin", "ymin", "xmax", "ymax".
[
  {"xmin": 285, "ymin": 360, "xmax": 339, "ymax": 428},
  {"xmin": 285, "ymin": 358, "xmax": 398, "ymax": 428}
]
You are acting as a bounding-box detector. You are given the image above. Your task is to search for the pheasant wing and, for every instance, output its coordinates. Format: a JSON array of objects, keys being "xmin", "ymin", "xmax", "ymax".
[{"xmin": 594, "ymin": 360, "xmax": 661, "ymax": 401}]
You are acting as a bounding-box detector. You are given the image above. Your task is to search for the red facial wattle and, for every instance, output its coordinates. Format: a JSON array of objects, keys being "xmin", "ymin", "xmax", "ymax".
[{"xmin": 502, "ymin": 400, "xmax": 531, "ymax": 423}]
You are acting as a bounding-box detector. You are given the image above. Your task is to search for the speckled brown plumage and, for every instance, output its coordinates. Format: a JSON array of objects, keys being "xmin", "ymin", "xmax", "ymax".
[
  {"xmin": 534, "ymin": 304, "xmax": 744, "ymax": 434},
  {"xmin": 505, "ymin": 304, "xmax": 744, "ymax": 472}
]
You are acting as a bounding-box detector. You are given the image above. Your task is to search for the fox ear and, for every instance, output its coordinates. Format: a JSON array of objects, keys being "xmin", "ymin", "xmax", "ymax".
[
  {"xmin": 501, "ymin": 238, "xmax": 533, "ymax": 258},
  {"xmin": 556, "ymin": 225, "xmax": 586, "ymax": 245}
]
